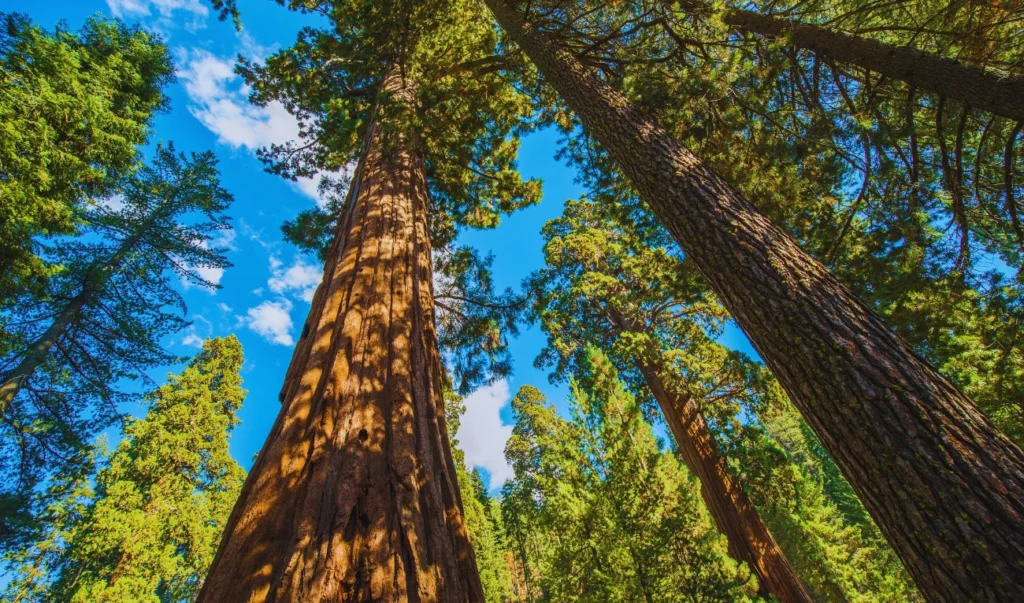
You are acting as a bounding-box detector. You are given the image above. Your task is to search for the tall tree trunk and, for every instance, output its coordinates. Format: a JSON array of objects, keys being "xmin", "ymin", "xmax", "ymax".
[
  {"xmin": 721, "ymin": 8, "xmax": 1024, "ymax": 123},
  {"xmin": 198, "ymin": 67, "xmax": 484, "ymax": 603},
  {"xmin": 485, "ymin": 2, "xmax": 1024, "ymax": 600}
]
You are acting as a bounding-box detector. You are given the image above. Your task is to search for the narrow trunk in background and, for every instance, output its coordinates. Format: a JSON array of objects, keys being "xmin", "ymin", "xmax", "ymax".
[
  {"xmin": 606, "ymin": 309, "xmax": 810, "ymax": 601},
  {"xmin": 0, "ymin": 206, "xmax": 164, "ymax": 414},
  {"xmin": 486, "ymin": 1, "xmax": 1024, "ymax": 600},
  {"xmin": 635, "ymin": 360, "xmax": 811, "ymax": 602},
  {"xmin": 721, "ymin": 8, "xmax": 1024, "ymax": 123},
  {"xmin": 198, "ymin": 68, "xmax": 484, "ymax": 602}
]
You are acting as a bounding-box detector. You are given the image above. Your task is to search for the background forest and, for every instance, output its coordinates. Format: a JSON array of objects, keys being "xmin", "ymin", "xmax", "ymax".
[{"xmin": 1, "ymin": 0, "xmax": 1023, "ymax": 601}]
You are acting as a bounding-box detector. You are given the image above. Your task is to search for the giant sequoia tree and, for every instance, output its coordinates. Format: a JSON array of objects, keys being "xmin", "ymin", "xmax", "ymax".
[
  {"xmin": 198, "ymin": 1, "xmax": 539, "ymax": 600},
  {"xmin": 483, "ymin": 0, "xmax": 1024, "ymax": 599}
]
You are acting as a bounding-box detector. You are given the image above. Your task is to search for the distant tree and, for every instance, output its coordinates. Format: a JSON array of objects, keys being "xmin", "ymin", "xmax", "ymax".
[
  {"xmin": 501, "ymin": 355, "xmax": 759, "ymax": 602},
  {"xmin": 531, "ymin": 196, "xmax": 918, "ymax": 601},
  {"xmin": 0, "ymin": 13, "xmax": 172, "ymax": 305},
  {"xmin": 0, "ymin": 145, "xmax": 234, "ymax": 547},
  {"xmin": 1, "ymin": 337, "xmax": 248, "ymax": 602}
]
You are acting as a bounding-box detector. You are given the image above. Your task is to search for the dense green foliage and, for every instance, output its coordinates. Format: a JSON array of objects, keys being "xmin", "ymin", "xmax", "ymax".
[
  {"xmin": 0, "ymin": 145, "xmax": 234, "ymax": 551},
  {"xmin": 0, "ymin": 13, "xmax": 172, "ymax": 304},
  {"xmin": 523, "ymin": 196, "xmax": 918, "ymax": 600},
  {"xmin": 501, "ymin": 352, "xmax": 759, "ymax": 602},
  {"xmin": 1, "ymin": 337, "xmax": 247, "ymax": 602},
  {"xmin": 510, "ymin": 0, "xmax": 1024, "ymax": 445}
]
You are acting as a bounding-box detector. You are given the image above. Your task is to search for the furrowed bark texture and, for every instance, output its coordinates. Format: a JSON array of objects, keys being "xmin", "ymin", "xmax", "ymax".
[
  {"xmin": 723, "ymin": 8, "xmax": 1024, "ymax": 123},
  {"xmin": 198, "ymin": 70, "xmax": 484, "ymax": 602},
  {"xmin": 637, "ymin": 361, "xmax": 811, "ymax": 602},
  {"xmin": 486, "ymin": 1, "xmax": 1024, "ymax": 600}
]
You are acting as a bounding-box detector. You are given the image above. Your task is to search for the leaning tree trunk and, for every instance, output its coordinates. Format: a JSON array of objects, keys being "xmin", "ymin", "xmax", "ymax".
[
  {"xmin": 640, "ymin": 363, "xmax": 810, "ymax": 602},
  {"xmin": 721, "ymin": 8, "xmax": 1024, "ymax": 123},
  {"xmin": 607, "ymin": 315, "xmax": 810, "ymax": 601},
  {"xmin": 198, "ymin": 68, "xmax": 484, "ymax": 602},
  {"xmin": 485, "ymin": 1, "xmax": 1024, "ymax": 600},
  {"xmin": 0, "ymin": 204, "xmax": 163, "ymax": 414}
]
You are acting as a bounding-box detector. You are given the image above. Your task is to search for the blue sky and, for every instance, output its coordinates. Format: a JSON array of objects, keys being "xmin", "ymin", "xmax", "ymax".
[{"xmin": 11, "ymin": 0, "xmax": 757, "ymax": 492}]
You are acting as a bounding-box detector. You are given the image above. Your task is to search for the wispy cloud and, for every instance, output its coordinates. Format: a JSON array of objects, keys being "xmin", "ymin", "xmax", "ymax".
[
  {"xmin": 268, "ymin": 255, "xmax": 322, "ymax": 303},
  {"xmin": 175, "ymin": 48, "xmax": 323, "ymax": 203},
  {"xmin": 243, "ymin": 299, "xmax": 295, "ymax": 346},
  {"xmin": 106, "ymin": 0, "xmax": 209, "ymax": 33}
]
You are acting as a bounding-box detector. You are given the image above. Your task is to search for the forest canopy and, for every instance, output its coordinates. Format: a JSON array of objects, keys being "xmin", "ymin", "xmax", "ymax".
[{"xmin": 1, "ymin": 0, "xmax": 1023, "ymax": 601}]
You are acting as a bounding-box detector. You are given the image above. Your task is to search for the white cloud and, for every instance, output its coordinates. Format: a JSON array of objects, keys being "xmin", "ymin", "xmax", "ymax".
[
  {"xmin": 196, "ymin": 265, "xmax": 225, "ymax": 288},
  {"xmin": 182, "ymin": 332, "xmax": 204, "ymax": 348},
  {"xmin": 176, "ymin": 48, "xmax": 335, "ymax": 206},
  {"xmin": 457, "ymin": 380, "xmax": 515, "ymax": 489},
  {"xmin": 268, "ymin": 255, "xmax": 322, "ymax": 303},
  {"xmin": 180, "ymin": 240, "xmax": 226, "ymax": 291},
  {"xmin": 176, "ymin": 50, "xmax": 296, "ymax": 151},
  {"xmin": 107, "ymin": 0, "xmax": 208, "ymax": 32},
  {"xmin": 217, "ymin": 302, "xmax": 232, "ymax": 312},
  {"xmin": 244, "ymin": 299, "xmax": 294, "ymax": 346}
]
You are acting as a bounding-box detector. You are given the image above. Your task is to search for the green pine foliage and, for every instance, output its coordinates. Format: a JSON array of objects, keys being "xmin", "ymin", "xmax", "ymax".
[
  {"xmin": 501, "ymin": 352, "xmax": 759, "ymax": 602},
  {"xmin": 1, "ymin": 336, "xmax": 248, "ymax": 602},
  {"xmin": 0, "ymin": 13, "xmax": 173, "ymax": 305},
  {"xmin": 527, "ymin": 195, "xmax": 919, "ymax": 600},
  {"xmin": 0, "ymin": 145, "xmax": 234, "ymax": 548}
]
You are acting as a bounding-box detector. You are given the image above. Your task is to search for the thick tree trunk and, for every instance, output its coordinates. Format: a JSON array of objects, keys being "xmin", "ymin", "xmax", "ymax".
[
  {"xmin": 486, "ymin": 1, "xmax": 1024, "ymax": 600},
  {"xmin": 721, "ymin": 8, "xmax": 1024, "ymax": 123},
  {"xmin": 635, "ymin": 356, "xmax": 810, "ymax": 602},
  {"xmin": 198, "ymin": 68, "xmax": 484, "ymax": 603}
]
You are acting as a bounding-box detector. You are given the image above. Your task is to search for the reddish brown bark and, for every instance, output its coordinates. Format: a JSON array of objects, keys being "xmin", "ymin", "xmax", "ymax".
[
  {"xmin": 637, "ymin": 361, "xmax": 811, "ymax": 602},
  {"xmin": 198, "ymin": 69, "xmax": 484, "ymax": 602},
  {"xmin": 721, "ymin": 8, "xmax": 1024, "ymax": 123},
  {"xmin": 607, "ymin": 306, "xmax": 810, "ymax": 601},
  {"xmin": 486, "ymin": 1, "xmax": 1024, "ymax": 600}
]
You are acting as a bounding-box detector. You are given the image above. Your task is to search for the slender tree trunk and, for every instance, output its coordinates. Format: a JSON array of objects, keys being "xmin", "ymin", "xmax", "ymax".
[
  {"xmin": 636, "ymin": 355, "xmax": 811, "ymax": 602},
  {"xmin": 609, "ymin": 301, "xmax": 810, "ymax": 601},
  {"xmin": 485, "ymin": 1, "xmax": 1024, "ymax": 600},
  {"xmin": 0, "ymin": 206, "xmax": 158, "ymax": 414},
  {"xmin": 198, "ymin": 67, "xmax": 484, "ymax": 603},
  {"xmin": 721, "ymin": 8, "xmax": 1024, "ymax": 123}
]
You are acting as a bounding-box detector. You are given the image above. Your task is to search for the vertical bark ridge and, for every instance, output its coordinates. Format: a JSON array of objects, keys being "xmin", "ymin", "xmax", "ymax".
[
  {"xmin": 198, "ymin": 68, "xmax": 484, "ymax": 603},
  {"xmin": 484, "ymin": 1, "xmax": 1024, "ymax": 600}
]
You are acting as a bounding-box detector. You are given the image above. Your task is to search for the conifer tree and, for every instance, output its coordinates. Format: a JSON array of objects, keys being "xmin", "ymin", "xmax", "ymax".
[
  {"xmin": 531, "ymin": 196, "xmax": 918, "ymax": 601},
  {"xmin": 484, "ymin": 1, "xmax": 1024, "ymax": 598},
  {"xmin": 1, "ymin": 336, "xmax": 247, "ymax": 602},
  {"xmin": 0, "ymin": 145, "xmax": 234, "ymax": 546},
  {"xmin": 502, "ymin": 357, "xmax": 759, "ymax": 602},
  {"xmin": 0, "ymin": 13, "xmax": 173, "ymax": 304},
  {"xmin": 198, "ymin": 1, "xmax": 539, "ymax": 599}
]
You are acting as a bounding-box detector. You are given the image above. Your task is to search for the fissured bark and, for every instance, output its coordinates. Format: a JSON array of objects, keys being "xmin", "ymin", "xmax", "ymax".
[
  {"xmin": 485, "ymin": 1, "xmax": 1024, "ymax": 600},
  {"xmin": 198, "ymin": 68, "xmax": 484, "ymax": 602}
]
